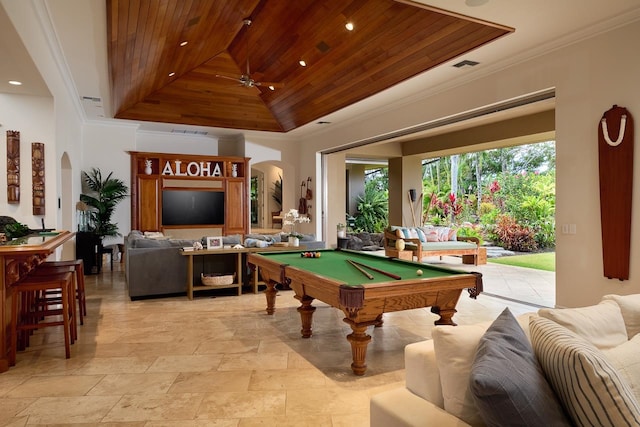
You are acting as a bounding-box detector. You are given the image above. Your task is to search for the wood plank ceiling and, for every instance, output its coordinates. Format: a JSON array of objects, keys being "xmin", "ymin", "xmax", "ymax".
[{"xmin": 107, "ymin": 0, "xmax": 514, "ymax": 133}]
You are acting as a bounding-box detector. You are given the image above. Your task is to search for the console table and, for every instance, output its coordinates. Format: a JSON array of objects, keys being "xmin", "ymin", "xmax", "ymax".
[
  {"xmin": 0, "ymin": 231, "xmax": 74, "ymax": 372},
  {"xmin": 180, "ymin": 246, "xmax": 302, "ymax": 299}
]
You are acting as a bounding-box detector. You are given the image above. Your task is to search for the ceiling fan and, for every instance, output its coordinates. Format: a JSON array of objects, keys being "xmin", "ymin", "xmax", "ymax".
[{"xmin": 215, "ymin": 18, "xmax": 284, "ymax": 90}]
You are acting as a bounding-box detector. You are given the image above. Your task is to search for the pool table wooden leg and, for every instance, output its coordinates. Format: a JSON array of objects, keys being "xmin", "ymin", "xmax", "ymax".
[
  {"xmin": 264, "ymin": 280, "xmax": 278, "ymax": 315},
  {"xmin": 296, "ymin": 295, "xmax": 316, "ymax": 338},
  {"xmin": 344, "ymin": 319, "xmax": 375, "ymax": 376},
  {"xmin": 431, "ymin": 306, "xmax": 458, "ymax": 326}
]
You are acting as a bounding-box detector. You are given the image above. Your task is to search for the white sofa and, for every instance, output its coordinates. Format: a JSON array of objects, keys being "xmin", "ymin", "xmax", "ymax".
[{"xmin": 371, "ymin": 294, "xmax": 640, "ymax": 427}]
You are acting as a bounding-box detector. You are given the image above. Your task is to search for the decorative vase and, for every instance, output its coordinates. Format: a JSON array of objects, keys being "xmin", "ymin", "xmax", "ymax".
[
  {"xmin": 288, "ymin": 236, "xmax": 300, "ymax": 247},
  {"xmin": 144, "ymin": 159, "xmax": 152, "ymax": 175},
  {"xmin": 395, "ymin": 238, "xmax": 406, "ymax": 251},
  {"xmin": 231, "ymin": 163, "xmax": 238, "ymax": 177}
]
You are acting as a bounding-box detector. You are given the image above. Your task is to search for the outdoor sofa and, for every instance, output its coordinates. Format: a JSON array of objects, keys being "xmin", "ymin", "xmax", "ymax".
[{"xmin": 384, "ymin": 225, "xmax": 480, "ymax": 264}]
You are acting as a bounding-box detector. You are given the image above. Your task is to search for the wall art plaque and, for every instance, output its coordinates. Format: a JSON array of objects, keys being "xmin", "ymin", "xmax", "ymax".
[
  {"xmin": 32, "ymin": 142, "xmax": 45, "ymax": 215},
  {"xmin": 7, "ymin": 130, "xmax": 20, "ymax": 203}
]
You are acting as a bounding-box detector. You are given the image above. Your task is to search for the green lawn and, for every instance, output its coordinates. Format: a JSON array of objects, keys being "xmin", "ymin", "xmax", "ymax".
[{"xmin": 488, "ymin": 252, "xmax": 555, "ymax": 272}]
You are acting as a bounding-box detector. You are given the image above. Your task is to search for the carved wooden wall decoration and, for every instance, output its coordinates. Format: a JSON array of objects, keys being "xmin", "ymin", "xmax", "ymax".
[
  {"xmin": 6, "ymin": 131, "xmax": 20, "ymax": 203},
  {"xmin": 598, "ymin": 105, "xmax": 634, "ymax": 280},
  {"xmin": 31, "ymin": 142, "xmax": 45, "ymax": 215}
]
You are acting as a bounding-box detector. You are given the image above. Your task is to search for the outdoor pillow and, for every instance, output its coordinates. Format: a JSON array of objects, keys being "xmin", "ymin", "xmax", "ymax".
[
  {"xmin": 435, "ymin": 226, "xmax": 451, "ymax": 242},
  {"xmin": 420, "ymin": 226, "xmax": 439, "ymax": 242},
  {"xmin": 602, "ymin": 294, "xmax": 640, "ymax": 338},
  {"xmin": 470, "ymin": 308, "xmax": 571, "ymax": 427},
  {"xmin": 538, "ymin": 299, "xmax": 627, "ymax": 349},
  {"xmin": 530, "ymin": 316, "xmax": 640, "ymax": 427}
]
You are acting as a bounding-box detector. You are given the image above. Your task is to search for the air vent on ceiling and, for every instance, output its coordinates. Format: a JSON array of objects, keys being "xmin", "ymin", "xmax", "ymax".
[
  {"xmin": 187, "ymin": 16, "xmax": 200, "ymax": 27},
  {"xmin": 81, "ymin": 96, "xmax": 102, "ymax": 102},
  {"xmin": 171, "ymin": 129, "xmax": 209, "ymax": 135},
  {"xmin": 316, "ymin": 41, "xmax": 330, "ymax": 53},
  {"xmin": 453, "ymin": 60, "xmax": 479, "ymax": 68}
]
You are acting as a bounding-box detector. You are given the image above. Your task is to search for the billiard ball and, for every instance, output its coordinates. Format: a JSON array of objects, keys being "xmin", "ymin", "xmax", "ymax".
[{"xmin": 416, "ymin": 269, "xmax": 423, "ymax": 276}]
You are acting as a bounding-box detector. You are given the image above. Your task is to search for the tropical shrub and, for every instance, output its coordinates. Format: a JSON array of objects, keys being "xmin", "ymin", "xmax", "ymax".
[
  {"xmin": 353, "ymin": 183, "xmax": 388, "ymax": 232},
  {"xmin": 456, "ymin": 223, "xmax": 484, "ymax": 245},
  {"xmin": 494, "ymin": 215, "xmax": 538, "ymax": 252}
]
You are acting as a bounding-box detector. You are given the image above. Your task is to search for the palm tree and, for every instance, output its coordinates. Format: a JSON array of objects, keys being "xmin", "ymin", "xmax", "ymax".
[{"xmin": 80, "ymin": 168, "xmax": 129, "ymax": 239}]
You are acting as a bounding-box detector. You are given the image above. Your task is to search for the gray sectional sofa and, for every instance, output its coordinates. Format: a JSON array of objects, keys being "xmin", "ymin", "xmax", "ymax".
[{"xmin": 124, "ymin": 230, "xmax": 325, "ymax": 299}]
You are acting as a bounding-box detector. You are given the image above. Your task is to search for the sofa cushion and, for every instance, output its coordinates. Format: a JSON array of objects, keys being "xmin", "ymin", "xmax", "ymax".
[
  {"xmin": 603, "ymin": 334, "xmax": 640, "ymax": 403},
  {"xmin": 470, "ymin": 308, "xmax": 571, "ymax": 426},
  {"xmin": 431, "ymin": 322, "xmax": 490, "ymax": 426},
  {"xmin": 538, "ymin": 300, "xmax": 627, "ymax": 349},
  {"xmin": 602, "ymin": 294, "xmax": 640, "ymax": 338},
  {"xmin": 420, "ymin": 241, "xmax": 477, "ymax": 251},
  {"xmin": 404, "ymin": 340, "xmax": 443, "ymax": 408},
  {"xmin": 530, "ymin": 316, "xmax": 640, "ymax": 427}
]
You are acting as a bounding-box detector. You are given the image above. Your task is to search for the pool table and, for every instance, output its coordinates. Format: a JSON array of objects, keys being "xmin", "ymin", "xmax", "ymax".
[{"xmin": 247, "ymin": 249, "xmax": 482, "ymax": 375}]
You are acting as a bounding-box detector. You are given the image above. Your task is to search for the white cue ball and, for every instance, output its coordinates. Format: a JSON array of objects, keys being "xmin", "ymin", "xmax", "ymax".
[{"xmin": 416, "ymin": 269, "xmax": 423, "ymax": 276}]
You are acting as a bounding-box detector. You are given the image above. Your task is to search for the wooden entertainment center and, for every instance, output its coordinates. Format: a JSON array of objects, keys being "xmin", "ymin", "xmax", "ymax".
[{"xmin": 128, "ymin": 151, "xmax": 249, "ymax": 237}]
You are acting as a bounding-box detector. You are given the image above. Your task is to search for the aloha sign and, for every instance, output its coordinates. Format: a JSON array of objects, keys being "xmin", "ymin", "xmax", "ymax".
[{"xmin": 161, "ymin": 160, "xmax": 224, "ymax": 177}]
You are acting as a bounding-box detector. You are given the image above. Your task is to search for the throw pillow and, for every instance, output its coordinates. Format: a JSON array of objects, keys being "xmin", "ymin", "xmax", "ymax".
[
  {"xmin": 431, "ymin": 322, "xmax": 491, "ymax": 426},
  {"xmin": 530, "ymin": 316, "xmax": 640, "ymax": 427},
  {"xmin": 538, "ymin": 300, "xmax": 627, "ymax": 349},
  {"xmin": 602, "ymin": 294, "xmax": 640, "ymax": 338},
  {"xmin": 435, "ymin": 226, "xmax": 451, "ymax": 242},
  {"xmin": 603, "ymin": 334, "xmax": 640, "ymax": 403},
  {"xmin": 470, "ymin": 308, "xmax": 571, "ymax": 427},
  {"xmin": 420, "ymin": 226, "xmax": 439, "ymax": 242}
]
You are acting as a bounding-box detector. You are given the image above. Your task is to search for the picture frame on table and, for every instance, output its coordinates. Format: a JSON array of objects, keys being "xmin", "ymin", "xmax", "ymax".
[{"xmin": 206, "ymin": 236, "xmax": 223, "ymax": 249}]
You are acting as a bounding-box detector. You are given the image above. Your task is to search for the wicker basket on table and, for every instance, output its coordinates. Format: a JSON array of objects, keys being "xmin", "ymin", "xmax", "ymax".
[{"xmin": 200, "ymin": 272, "xmax": 236, "ymax": 287}]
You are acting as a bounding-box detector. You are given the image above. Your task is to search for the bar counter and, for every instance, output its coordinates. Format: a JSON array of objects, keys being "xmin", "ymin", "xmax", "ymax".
[{"xmin": 0, "ymin": 231, "xmax": 74, "ymax": 372}]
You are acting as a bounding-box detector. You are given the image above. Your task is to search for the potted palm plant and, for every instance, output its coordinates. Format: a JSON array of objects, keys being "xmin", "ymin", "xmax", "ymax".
[
  {"xmin": 80, "ymin": 168, "xmax": 129, "ymax": 239},
  {"xmin": 78, "ymin": 168, "xmax": 128, "ymax": 273}
]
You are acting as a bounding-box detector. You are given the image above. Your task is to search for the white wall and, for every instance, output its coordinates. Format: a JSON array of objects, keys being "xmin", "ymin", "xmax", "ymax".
[
  {"xmin": 135, "ymin": 131, "xmax": 219, "ymax": 155},
  {"xmin": 0, "ymin": 94, "xmax": 55, "ymax": 229}
]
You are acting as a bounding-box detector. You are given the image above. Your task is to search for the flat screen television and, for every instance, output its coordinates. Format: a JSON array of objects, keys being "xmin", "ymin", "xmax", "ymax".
[{"xmin": 162, "ymin": 190, "xmax": 225, "ymax": 226}]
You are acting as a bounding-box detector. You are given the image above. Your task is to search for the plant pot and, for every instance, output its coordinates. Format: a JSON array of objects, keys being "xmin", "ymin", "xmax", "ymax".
[{"xmin": 288, "ymin": 236, "xmax": 300, "ymax": 247}]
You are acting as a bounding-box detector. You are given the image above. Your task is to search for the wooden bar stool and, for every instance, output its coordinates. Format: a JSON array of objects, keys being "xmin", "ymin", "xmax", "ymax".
[
  {"xmin": 10, "ymin": 271, "xmax": 75, "ymax": 365},
  {"xmin": 40, "ymin": 260, "xmax": 86, "ymax": 321},
  {"xmin": 32, "ymin": 265, "xmax": 83, "ymax": 327}
]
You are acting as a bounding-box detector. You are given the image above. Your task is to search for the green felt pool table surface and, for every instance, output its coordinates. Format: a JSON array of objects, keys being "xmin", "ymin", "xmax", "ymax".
[{"xmin": 257, "ymin": 249, "xmax": 464, "ymax": 285}]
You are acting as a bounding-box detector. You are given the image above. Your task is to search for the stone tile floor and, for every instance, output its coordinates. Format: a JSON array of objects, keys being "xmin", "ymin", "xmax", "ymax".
[{"xmin": 0, "ymin": 256, "xmax": 553, "ymax": 426}]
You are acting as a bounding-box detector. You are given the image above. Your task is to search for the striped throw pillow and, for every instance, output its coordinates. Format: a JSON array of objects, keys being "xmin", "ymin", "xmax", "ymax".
[{"xmin": 530, "ymin": 316, "xmax": 640, "ymax": 427}]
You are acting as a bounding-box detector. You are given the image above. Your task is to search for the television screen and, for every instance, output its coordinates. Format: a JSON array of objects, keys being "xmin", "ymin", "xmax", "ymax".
[{"xmin": 162, "ymin": 190, "xmax": 225, "ymax": 225}]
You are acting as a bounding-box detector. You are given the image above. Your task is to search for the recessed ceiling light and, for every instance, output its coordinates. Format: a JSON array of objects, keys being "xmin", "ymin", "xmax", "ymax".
[
  {"xmin": 345, "ymin": 22, "xmax": 354, "ymax": 31},
  {"xmin": 180, "ymin": 41, "xmax": 188, "ymax": 47},
  {"xmin": 168, "ymin": 72, "xmax": 176, "ymax": 77},
  {"xmin": 268, "ymin": 85, "xmax": 275, "ymax": 91},
  {"xmin": 299, "ymin": 60, "xmax": 307, "ymax": 67},
  {"xmin": 8, "ymin": 80, "xmax": 22, "ymax": 86}
]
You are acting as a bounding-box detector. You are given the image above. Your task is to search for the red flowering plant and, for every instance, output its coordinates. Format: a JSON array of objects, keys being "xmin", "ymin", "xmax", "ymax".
[{"xmin": 425, "ymin": 192, "xmax": 464, "ymax": 225}]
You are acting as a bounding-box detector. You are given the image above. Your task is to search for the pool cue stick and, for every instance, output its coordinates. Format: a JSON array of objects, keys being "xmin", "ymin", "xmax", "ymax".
[
  {"xmin": 417, "ymin": 192, "xmax": 424, "ymax": 225},
  {"xmin": 347, "ymin": 259, "xmax": 374, "ymax": 280},
  {"xmin": 351, "ymin": 260, "xmax": 402, "ymax": 280}
]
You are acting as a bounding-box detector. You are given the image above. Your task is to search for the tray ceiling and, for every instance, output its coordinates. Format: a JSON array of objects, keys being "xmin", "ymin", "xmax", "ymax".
[{"xmin": 108, "ymin": 0, "xmax": 513, "ymax": 132}]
